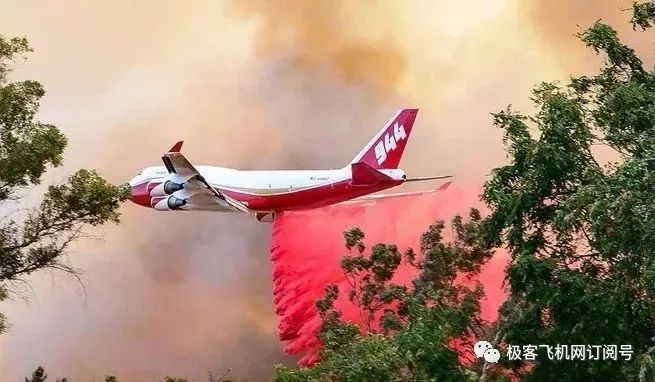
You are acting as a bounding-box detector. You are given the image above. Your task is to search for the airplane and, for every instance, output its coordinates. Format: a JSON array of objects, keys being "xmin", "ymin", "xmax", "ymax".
[{"xmin": 128, "ymin": 108, "xmax": 451, "ymax": 222}]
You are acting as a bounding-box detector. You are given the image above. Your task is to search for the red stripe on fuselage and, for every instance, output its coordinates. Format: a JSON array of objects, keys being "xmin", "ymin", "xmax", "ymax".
[{"xmin": 220, "ymin": 179, "xmax": 403, "ymax": 212}]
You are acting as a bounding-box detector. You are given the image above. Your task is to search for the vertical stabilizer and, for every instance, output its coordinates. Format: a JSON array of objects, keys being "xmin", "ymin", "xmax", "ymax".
[{"xmin": 350, "ymin": 108, "xmax": 418, "ymax": 169}]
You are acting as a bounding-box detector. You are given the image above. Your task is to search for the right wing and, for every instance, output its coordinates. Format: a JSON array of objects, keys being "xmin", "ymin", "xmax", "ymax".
[
  {"xmin": 162, "ymin": 141, "xmax": 251, "ymax": 214},
  {"xmin": 343, "ymin": 181, "xmax": 453, "ymax": 204}
]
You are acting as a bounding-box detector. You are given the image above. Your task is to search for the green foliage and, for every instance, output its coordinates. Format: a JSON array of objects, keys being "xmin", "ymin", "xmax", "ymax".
[
  {"xmin": 23, "ymin": 366, "xmax": 69, "ymax": 382},
  {"xmin": 631, "ymin": 1, "xmax": 655, "ymax": 30},
  {"xmin": 25, "ymin": 366, "xmax": 47, "ymax": 382},
  {"xmin": 480, "ymin": 3, "xmax": 655, "ymax": 380},
  {"xmin": 0, "ymin": 36, "xmax": 30, "ymax": 82},
  {"xmin": 0, "ymin": 36, "xmax": 66, "ymax": 201},
  {"xmin": 0, "ymin": 34, "xmax": 129, "ymax": 333},
  {"xmin": 276, "ymin": 213, "xmax": 492, "ymax": 381}
]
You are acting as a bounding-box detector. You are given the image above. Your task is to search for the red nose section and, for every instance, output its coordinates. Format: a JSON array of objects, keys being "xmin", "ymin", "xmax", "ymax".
[{"xmin": 130, "ymin": 182, "xmax": 152, "ymax": 207}]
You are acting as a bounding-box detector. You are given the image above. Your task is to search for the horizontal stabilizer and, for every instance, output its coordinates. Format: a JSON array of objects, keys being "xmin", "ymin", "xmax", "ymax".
[
  {"xmin": 405, "ymin": 175, "xmax": 452, "ymax": 182},
  {"xmin": 350, "ymin": 162, "xmax": 392, "ymax": 186}
]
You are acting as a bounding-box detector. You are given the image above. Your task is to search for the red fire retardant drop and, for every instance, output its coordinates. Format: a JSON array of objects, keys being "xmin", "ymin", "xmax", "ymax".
[{"xmin": 270, "ymin": 183, "xmax": 509, "ymax": 365}]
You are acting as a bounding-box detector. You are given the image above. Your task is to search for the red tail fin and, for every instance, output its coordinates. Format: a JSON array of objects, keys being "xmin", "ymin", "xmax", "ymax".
[{"xmin": 350, "ymin": 108, "xmax": 418, "ymax": 169}]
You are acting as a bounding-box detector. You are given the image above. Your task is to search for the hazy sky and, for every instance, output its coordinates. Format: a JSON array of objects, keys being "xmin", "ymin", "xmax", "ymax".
[{"xmin": 0, "ymin": 0, "xmax": 652, "ymax": 380}]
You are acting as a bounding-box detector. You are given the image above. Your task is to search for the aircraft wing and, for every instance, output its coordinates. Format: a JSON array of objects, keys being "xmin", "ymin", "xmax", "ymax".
[{"xmin": 161, "ymin": 141, "xmax": 251, "ymax": 214}]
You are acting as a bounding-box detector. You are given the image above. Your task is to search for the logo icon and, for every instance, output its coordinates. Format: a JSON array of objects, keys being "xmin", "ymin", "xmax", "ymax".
[{"xmin": 474, "ymin": 340, "xmax": 500, "ymax": 363}]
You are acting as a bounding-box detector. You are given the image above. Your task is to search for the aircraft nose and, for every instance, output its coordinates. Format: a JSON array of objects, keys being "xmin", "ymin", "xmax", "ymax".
[{"xmin": 129, "ymin": 179, "xmax": 151, "ymax": 207}]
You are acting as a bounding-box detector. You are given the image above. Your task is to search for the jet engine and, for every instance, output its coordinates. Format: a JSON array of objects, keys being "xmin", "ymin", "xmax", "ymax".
[
  {"xmin": 152, "ymin": 195, "xmax": 187, "ymax": 211},
  {"xmin": 149, "ymin": 180, "xmax": 184, "ymax": 197}
]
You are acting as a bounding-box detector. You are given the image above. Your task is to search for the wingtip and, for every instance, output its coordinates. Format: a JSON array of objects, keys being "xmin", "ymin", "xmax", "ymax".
[
  {"xmin": 438, "ymin": 181, "xmax": 452, "ymax": 191},
  {"xmin": 169, "ymin": 141, "xmax": 184, "ymax": 153}
]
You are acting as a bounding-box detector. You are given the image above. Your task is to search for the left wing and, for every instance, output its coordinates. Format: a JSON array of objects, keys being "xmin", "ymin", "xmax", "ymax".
[{"xmin": 162, "ymin": 141, "xmax": 251, "ymax": 214}]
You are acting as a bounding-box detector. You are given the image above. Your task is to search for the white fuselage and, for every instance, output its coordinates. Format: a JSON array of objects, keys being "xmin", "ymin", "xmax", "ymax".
[
  {"xmin": 132, "ymin": 165, "xmax": 352, "ymax": 193},
  {"xmin": 129, "ymin": 164, "xmax": 405, "ymax": 213}
]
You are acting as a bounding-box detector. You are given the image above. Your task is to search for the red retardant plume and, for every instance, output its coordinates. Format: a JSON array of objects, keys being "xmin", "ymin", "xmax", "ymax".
[{"xmin": 270, "ymin": 183, "xmax": 509, "ymax": 366}]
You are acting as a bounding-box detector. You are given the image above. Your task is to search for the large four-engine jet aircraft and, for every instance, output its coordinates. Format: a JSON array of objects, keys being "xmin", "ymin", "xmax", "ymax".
[{"xmin": 128, "ymin": 108, "xmax": 451, "ymax": 222}]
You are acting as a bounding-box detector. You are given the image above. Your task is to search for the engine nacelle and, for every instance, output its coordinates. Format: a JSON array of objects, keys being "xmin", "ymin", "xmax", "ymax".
[
  {"xmin": 152, "ymin": 195, "xmax": 187, "ymax": 211},
  {"xmin": 149, "ymin": 180, "xmax": 184, "ymax": 197}
]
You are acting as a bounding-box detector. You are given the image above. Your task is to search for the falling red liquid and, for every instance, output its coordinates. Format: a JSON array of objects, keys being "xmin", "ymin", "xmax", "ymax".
[{"xmin": 270, "ymin": 183, "xmax": 509, "ymax": 365}]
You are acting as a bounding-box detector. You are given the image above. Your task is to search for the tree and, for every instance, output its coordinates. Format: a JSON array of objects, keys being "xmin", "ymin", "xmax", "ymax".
[
  {"xmin": 25, "ymin": 366, "xmax": 47, "ymax": 382},
  {"xmin": 0, "ymin": 35, "xmax": 129, "ymax": 332},
  {"xmin": 275, "ymin": 212, "xmax": 493, "ymax": 382},
  {"xmin": 480, "ymin": 2, "xmax": 655, "ymax": 380},
  {"xmin": 163, "ymin": 377, "xmax": 188, "ymax": 382}
]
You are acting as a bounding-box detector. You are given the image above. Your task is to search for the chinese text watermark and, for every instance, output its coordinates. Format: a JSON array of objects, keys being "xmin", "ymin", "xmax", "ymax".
[{"xmin": 474, "ymin": 341, "xmax": 634, "ymax": 364}]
